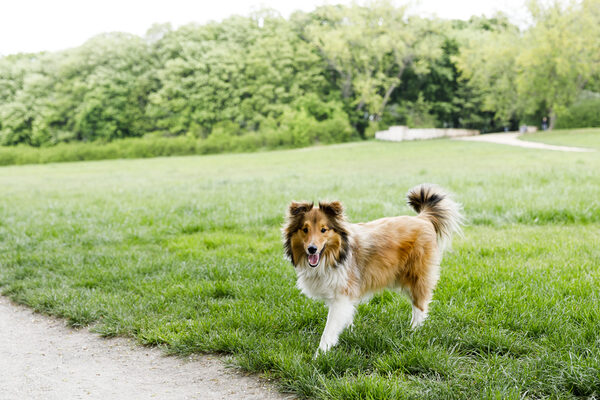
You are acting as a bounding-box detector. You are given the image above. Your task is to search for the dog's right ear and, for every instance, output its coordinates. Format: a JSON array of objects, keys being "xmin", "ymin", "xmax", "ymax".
[
  {"xmin": 288, "ymin": 201, "xmax": 313, "ymax": 216},
  {"xmin": 283, "ymin": 201, "xmax": 313, "ymax": 265}
]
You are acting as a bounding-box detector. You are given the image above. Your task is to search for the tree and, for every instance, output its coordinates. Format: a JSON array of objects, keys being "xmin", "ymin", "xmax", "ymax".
[
  {"xmin": 56, "ymin": 33, "xmax": 155, "ymax": 142},
  {"xmin": 390, "ymin": 17, "xmax": 515, "ymax": 130},
  {"xmin": 453, "ymin": 15, "xmax": 521, "ymax": 127},
  {"xmin": 455, "ymin": 1, "xmax": 600, "ymax": 130},
  {"xmin": 147, "ymin": 12, "xmax": 343, "ymax": 138},
  {"xmin": 295, "ymin": 1, "xmax": 444, "ymax": 134},
  {"xmin": 517, "ymin": 0, "xmax": 600, "ymax": 129},
  {"xmin": 0, "ymin": 33, "xmax": 155, "ymax": 145},
  {"xmin": 2, "ymin": 1, "xmax": 598, "ymax": 147}
]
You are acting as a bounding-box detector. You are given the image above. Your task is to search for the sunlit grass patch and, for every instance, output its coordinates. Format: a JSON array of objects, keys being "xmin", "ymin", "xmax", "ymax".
[{"xmin": 522, "ymin": 128, "xmax": 600, "ymax": 150}]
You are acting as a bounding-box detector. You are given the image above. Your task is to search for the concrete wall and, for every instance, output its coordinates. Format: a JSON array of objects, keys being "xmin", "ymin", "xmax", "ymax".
[{"xmin": 375, "ymin": 126, "xmax": 480, "ymax": 142}]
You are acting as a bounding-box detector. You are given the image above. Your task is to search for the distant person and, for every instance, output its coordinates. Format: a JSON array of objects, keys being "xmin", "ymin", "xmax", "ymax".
[{"xmin": 542, "ymin": 117, "xmax": 548, "ymax": 131}]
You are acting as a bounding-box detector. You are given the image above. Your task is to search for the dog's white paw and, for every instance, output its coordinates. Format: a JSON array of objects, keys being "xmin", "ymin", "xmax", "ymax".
[
  {"xmin": 410, "ymin": 305, "xmax": 428, "ymax": 329},
  {"xmin": 317, "ymin": 335, "xmax": 338, "ymax": 354},
  {"xmin": 313, "ymin": 344, "xmax": 331, "ymax": 359},
  {"xmin": 411, "ymin": 319, "xmax": 425, "ymax": 329}
]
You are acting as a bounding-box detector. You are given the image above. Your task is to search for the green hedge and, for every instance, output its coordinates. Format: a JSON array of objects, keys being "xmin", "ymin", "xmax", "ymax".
[
  {"xmin": 0, "ymin": 127, "xmax": 358, "ymax": 166},
  {"xmin": 556, "ymin": 98, "xmax": 600, "ymax": 129}
]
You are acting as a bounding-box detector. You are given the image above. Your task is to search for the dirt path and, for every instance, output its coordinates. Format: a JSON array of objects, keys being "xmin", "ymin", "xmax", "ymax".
[
  {"xmin": 453, "ymin": 132, "xmax": 595, "ymax": 152},
  {"xmin": 0, "ymin": 296, "xmax": 290, "ymax": 400}
]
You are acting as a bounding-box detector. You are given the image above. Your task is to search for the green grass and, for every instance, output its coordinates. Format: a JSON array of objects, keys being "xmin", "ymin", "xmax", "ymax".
[
  {"xmin": 522, "ymin": 128, "xmax": 600, "ymax": 150},
  {"xmin": 1, "ymin": 131, "xmax": 599, "ymax": 399}
]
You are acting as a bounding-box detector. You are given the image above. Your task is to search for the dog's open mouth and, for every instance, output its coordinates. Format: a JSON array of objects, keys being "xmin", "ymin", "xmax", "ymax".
[{"xmin": 307, "ymin": 247, "xmax": 324, "ymax": 267}]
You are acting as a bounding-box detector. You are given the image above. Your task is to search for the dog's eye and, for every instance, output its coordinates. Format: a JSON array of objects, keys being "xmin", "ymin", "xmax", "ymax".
[
  {"xmin": 321, "ymin": 228, "xmax": 327, "ymax": 233},
  {"xmin": 303, "ymin": 228, "xmax": 308, "ymax": 233}
]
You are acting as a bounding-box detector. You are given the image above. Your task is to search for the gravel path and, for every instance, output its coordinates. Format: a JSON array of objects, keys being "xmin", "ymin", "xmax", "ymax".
[
  {"xmin": 453, "ymin": 132, "xmax": 595, "ymax": 152},
  {"xmin": 0, "ymin": 296, "xmax": 290, "ymax": 400}
]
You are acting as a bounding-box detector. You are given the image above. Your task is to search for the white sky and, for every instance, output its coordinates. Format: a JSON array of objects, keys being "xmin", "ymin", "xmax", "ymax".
[{"xmin": 0, "ymin": 0, "xmax": 530, "ymax": 56}]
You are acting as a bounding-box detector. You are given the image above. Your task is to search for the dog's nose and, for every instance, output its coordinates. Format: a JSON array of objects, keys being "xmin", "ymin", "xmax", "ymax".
[{"xmin": 308, "ymin": 245, "xmax": 317, "ymax": 254}]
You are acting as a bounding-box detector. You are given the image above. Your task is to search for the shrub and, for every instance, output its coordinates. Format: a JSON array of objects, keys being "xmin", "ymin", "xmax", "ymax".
[
  {"xmin": 0, "ymin": 137, "xmax": 198, "ymax": 166},
  {"xmin": 555, "ymin": 98, "xmax": 600, "ymax": 129},
  {"xmin": 0, "ymin": 108, "xmax": 359, "ymax": 166}
]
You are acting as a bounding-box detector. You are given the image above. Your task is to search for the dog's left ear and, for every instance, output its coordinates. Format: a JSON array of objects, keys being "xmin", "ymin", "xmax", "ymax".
[{"xmin": 319, "ymin": 201, "xmax": 344, "ymax": 217}]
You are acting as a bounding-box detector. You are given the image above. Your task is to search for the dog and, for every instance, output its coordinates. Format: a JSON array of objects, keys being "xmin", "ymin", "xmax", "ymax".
[{"xmin": 282, "ymin": 184, "xmax": 463, "ymax": 354}]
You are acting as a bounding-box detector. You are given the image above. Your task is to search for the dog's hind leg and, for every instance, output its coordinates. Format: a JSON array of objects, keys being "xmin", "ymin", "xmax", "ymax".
[
  {"xmin": 408, "ymin": 264, "xmax": 440, "ymax": 329},
  {"xmin": 316, "ymin": 296, "xmax": 356, "ymax": 355}
]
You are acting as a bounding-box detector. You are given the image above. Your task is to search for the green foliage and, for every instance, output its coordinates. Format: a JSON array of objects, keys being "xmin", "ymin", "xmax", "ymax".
[
  {"xmin": 453, "ymin": 21, "xmax": 521, "ymax": 125},
  {"xmin": 0, "ymin": 34, "xmax": 155, "ymax": 146},
  {"xmin": 1, "ymin": 132, "xmax": 600, "ymax": 399},
  {"xmin": 516, "ymin": 0, "xmax": 600, "ymax": 128},
  {"xmin": 1, "ymin": 1, "xmax": 599, "ymax": 148},
  {"xmin": 0, "ymin": 112, "xmax": 355, "ymax": 166},
  {"xmin": 146, "ymin": 14, "xmax": 336, "ymax": 137},
  {"xmin": 295, "ymin": 2, "xmax": 446, "ymax": 135},
  {"xmin": 455, "ymin": 0, "xmax": 600, "ymax": 129},
  {"xmin": 0, "ymin": 137, "xmax": 195, "ymax": 165},
  {"xmin": 555, "ymin": 97, "xmax": 600, "ymax": 129}
]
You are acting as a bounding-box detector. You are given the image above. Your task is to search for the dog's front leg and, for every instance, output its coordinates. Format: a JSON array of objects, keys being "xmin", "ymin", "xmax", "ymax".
[{"xmin": 316, "ymin": 297, "xmax": 356, "ymax": 355}]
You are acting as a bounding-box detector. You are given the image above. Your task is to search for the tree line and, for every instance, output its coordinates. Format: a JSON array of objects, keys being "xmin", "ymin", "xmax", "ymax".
[{"xmin": 1, "ymin": 0, "xmax": 598, "ymax": 147}]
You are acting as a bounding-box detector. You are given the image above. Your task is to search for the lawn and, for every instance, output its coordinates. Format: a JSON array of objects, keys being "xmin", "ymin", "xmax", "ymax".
[
  {"xmin": 1, "ymin": 130, "xmax": 599, "ymax": 399},
  {"xmin": 522, "ymin": 128, "xmax": 600, "ymax": 150}
]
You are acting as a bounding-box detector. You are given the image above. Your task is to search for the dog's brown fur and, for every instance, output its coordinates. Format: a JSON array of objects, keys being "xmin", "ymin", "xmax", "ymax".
[{"xmin": 283, "ymin": 184, "xmax": 463, "ymax": 353}]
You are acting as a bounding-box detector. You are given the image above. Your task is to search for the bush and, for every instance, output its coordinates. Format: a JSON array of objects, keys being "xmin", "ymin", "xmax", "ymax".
[
  {"xmin": 0, "ymin": 137, "xmax": 198, "ymax": 166},
  {"xmin": 555, "ymin": 98, "xmax": 600, "ymax": 129},
  {"xmin": 0, "ymin": 93, "xmax": 358, "ymax": 166},
  {"xmin": 0, "ymin": 121, "xmax": 359, "ymax": 166}
]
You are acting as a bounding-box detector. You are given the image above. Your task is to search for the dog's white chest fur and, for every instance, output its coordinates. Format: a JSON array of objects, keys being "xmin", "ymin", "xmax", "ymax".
[{"xmin": 295, "ymin": 256, "xmax": 351, "ymax": 301}]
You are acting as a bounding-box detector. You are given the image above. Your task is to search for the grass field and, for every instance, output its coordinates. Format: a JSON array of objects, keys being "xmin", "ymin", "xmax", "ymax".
[
  {"xmin": 1, "ymin": 130, "xmax": 599, "ymax": 399},
  {"xmin": 523, "ymin": 129, "xmax": 600, "ymax": 150}
]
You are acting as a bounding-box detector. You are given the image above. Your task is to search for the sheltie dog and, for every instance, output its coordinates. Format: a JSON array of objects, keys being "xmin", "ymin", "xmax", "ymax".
[{"xmin": 283, "ymin": 184, "xmax": 463, "ymax": 354}]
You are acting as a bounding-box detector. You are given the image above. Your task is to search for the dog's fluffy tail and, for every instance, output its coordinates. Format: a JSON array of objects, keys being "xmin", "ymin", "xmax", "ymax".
[{"xmin": 407, "ymin": 184, "xmax": 463, "ymax": 250}]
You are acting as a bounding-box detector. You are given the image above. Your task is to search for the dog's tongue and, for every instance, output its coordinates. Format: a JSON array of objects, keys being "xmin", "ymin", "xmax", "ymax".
[{"xmin": 308, "ymin": 253, "xmax": 320, "ymax": 266}]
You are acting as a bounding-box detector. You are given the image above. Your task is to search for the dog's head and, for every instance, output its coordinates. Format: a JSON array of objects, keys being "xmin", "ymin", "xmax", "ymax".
[{"xmin": 282, "ymin": 201, "xmax": 349, "ymax": 268}]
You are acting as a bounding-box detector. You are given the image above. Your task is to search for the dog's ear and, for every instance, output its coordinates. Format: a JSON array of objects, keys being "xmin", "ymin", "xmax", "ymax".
[
  {"xmin": 319, "ymin": 201, "xmax": 344, "ymax": 217},
  {"xmin": 288, "ymin": 201, "xmax": 313, "ymax": 217},
  {"xmin": 283, "ymin": 201, "xmax": 313, "ymax": 265}
]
